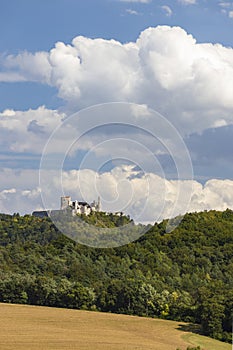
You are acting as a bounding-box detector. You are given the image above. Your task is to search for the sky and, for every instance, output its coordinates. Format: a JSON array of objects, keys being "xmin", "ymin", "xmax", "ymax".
[{"xmin": 1, "ymin": 0, "xmax": 233, "ymax": 224}]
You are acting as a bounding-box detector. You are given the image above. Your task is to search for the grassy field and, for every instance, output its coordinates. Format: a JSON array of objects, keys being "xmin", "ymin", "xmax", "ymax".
[{"xmin": 0, "ymin": 303, "xmax": 231, "ymax": 350}]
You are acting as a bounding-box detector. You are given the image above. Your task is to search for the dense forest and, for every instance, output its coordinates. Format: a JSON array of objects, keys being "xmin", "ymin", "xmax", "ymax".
[{"xmin": 0, "ymin": 209, "xmax": 232, "ymax": 343}]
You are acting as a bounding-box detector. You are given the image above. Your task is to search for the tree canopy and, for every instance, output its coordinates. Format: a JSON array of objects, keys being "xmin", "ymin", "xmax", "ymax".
[{"xmin": 0, "ymin": 209, "xmax": 232, "ymax": 343}]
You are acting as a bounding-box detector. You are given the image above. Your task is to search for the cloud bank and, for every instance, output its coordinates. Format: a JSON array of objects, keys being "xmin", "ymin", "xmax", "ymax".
[
  {"xmin": 1, "ymin": 167, "xmax": 233, "ymax": 224},
  {"xmin": 1, "ymin": 25, "xmax": 233, "ymax": 223},
  {"xmin": 0, "ymin": 107, "xmax": 64, "ymax": 154},
  {"xmin": 2, "ymin": 26, "xmax": 233, "ymax": 135}
]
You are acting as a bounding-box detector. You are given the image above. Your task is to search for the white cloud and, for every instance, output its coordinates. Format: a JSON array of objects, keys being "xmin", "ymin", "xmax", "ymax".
[
  {"xmin": 0, "ymin": 168, "xmax": 43, "ymax": 214},
  {"xmin": 0, "ymin": 187, "xmax": 42, "ymax": 214},
  {"xmin": 178, "ymin": 0, "xmax": 196, "ymax": 4},
  {"xmin": 0, "ymin": 72, "xmax": 27, "ymax": 83},
  {"xmin": 2, "ymin": 109, "xmax": 16, "ymax": 117},
  {"xmin": 161, "ymin": 5, "xmax": 173, "ymax": 16},
  {"xmin": 1, "ymin": 166, "xmax": 233, "ymax": 224},
  {"xmin": 126, "ymin": 8, "xmax": 140, "ymax": 15},
  {"xmin": 0, "ymin": 188, "xmax": 17, "ymax": 196},
  {"xmin": 1, "ymin": 51, "xmax": 51, "ymax": 83},
  {"xmin": 39, "ymin": 169, "xmax": 233, "ymax": 223},
  {"xmin": 1, "ymin": 26, "xmax": 233, "ymax": 226},
  {"xmin": 0, "ymin": 106, "xmax": 64, "ymax": 154},
  {"xmin": 219, "ymin": 2, "xmax": 231, "ymax": 8},
  {"xmin": 219, "ymin": 2, "xmax": 233, "ymax": 15},
  {"xmin": 2, "ymin": 26, "xmax": 233, "ymax": 136}
]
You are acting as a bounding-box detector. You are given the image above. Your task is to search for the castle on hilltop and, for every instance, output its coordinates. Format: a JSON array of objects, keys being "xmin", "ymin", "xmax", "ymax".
[
  {"xmin": 32, "ymin": 196, "xmax": 101, "ymax": 218},
  {"xmin": 60, "ymin": 196, "xmax": 101, "ymax": 216}
]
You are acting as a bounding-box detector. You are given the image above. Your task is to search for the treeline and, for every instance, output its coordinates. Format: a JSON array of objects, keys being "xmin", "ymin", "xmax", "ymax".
[{"xmin": 0, "ymin": 210, "xmax": 232, "ymax": 343}]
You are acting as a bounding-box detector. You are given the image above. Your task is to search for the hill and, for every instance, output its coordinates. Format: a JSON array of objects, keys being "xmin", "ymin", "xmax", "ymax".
[
  {"xmin": 0, "ymin": 210, "xmax": 232, "ymax": 343},
  {"xmin": 0, "ymin": 303, "xmax": 231, "ymax": 350}
]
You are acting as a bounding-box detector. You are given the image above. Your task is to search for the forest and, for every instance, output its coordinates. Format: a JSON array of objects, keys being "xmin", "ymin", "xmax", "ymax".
[{"xmin": 0, "ymin": 209, "xmax": 232, "ymax": 343}]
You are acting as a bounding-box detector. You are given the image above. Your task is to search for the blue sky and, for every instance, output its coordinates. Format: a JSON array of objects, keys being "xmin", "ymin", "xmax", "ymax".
[
  {"xmin": 1, "ymin": 0, "xmax": 233, "ymax": 50},
  {"xmin": 1, "ymin": 0, "xmax": 233, "ymax": 111},
  {"xmin": 1, "ymin": 0, "xmax": 233, "ymax": 221}
]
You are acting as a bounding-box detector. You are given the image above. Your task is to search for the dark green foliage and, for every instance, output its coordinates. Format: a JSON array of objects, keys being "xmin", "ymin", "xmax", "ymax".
[
  {"xmin": 0, "ymin": 210, "xmax": 232, "ymax": 343},
  {"xmin": 81, "ymin": 211, "xmax": 132, "ymax": 228}
]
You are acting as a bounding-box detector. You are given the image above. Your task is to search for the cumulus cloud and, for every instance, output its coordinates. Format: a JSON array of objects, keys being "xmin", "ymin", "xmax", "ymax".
[
  {"xmin": 229, "ymin": 10, "xmax": 233, "ymax": 17},
  {"xmin": 161, "ymin": 5, "xmax": 173, "ymax": 16},
  {"xmin": 2, "ymin": 26, "xmax": 233, "ymax": 135},
  {"xmin": 39, "ymin": 168, "xmax": 233, "ymax": 223},
  {"xmin": 0, "ymin": 51, "xmax": 51, "ymax": 83},
  {"xmin": 0, "ymin": 168, "xmax": 43, "ymax": 214},
  {"xmin": 0, "ymin": 187, "xmax": 42, "ymax": 214},
  {"xmin": 1, "ymin": 166, "xmax": 233, "ymax": 224},
  {"xmin": 0, "ymin": 106, "xmax": 64, "ymax": 154},
  {"xmin": 1, "ymin": 102, "xmax": 232, "ymax": 200},
  {"xmin": 1, "ymin": 26, "xmax": 233, "ymax": 225},
  {"xmin": 0, "ymin": 72, "xmax": 27, "ymax": 82}
]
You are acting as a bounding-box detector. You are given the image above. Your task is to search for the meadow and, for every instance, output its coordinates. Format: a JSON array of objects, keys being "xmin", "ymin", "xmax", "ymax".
[{"xmin": 0, "ymin": 303, "xmax": 231, "ymax": 350}]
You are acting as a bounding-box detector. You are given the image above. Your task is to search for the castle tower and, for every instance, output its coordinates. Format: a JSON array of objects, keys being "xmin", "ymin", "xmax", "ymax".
[{"xmin": 61, "ymin": 196, "xmax": 71, "ymax": 210}]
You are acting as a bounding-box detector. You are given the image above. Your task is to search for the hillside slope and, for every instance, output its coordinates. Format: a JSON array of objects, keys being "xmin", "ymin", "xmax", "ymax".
[
  {"xmin": 0, "ymin": 210, "xmax": 232, "ymax": 343},
  {"xmin": 0, "ymin": 303, "xmax": 231, "ymax": 350}
]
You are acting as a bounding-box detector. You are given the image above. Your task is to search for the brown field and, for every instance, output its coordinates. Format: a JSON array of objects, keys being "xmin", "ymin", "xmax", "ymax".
[{"xmin": 0, "ymin": 303, "xmax": 231, "ymax": 350}]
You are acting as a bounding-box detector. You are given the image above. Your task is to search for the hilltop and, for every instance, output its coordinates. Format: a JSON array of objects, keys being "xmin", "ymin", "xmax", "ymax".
[{"xmin": 0, "ymin": 209, "xmax": 232, "ymax": 343}]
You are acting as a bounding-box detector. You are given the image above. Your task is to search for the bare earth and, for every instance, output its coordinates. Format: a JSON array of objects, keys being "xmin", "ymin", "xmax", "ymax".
[{"xmin": 0, "ymin": 303, "xmax": 231, "ymax": 350}]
